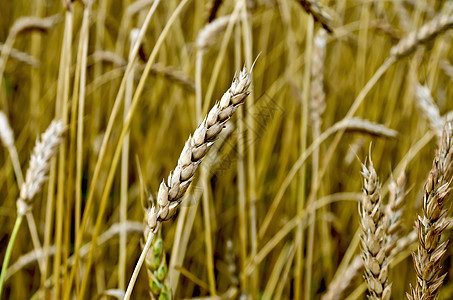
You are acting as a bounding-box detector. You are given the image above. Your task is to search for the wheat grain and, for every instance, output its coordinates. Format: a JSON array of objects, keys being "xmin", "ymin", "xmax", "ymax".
[
  {"xmin": 359, "ymin": 159, "xmax": 391, "ymax": 300},
  {"xmin": 407, "ymin": 122, "xmax": 453, "ymax": 300}
]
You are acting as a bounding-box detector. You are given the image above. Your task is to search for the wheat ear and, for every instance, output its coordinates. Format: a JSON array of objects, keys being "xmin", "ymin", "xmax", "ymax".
[
  {"xmin": 359, "ymin": 159, "xmax": 391, "ymax": 300},
  {"xmin": 0, "ymin": 120, "xmax": 65, "ymax": 298},
  {"xmin": 17, "ymin": 121, "xmax": 66, "ymax": 215},
  {"xmin": 323, "ymin": 172, "xmax": 405, "ymax": 300},
  {"xmin": 390, "ymin": 14, "xmax": 453, "ymax": 59},
  {"xmin": 125, "ymin": 68, "xmax": 252, "ymax": 300},
  {"xmin": 146, "ymin": 67, "xmax": 252, "ymax": 230},
  {"xmin": 407, "ymin": 122, "xmax": 453, "ymax": 300}
]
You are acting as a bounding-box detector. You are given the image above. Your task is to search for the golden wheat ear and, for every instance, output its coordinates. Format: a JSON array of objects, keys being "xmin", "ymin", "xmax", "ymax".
[
  {"xmin": 359, "ymin": 158, "xmax": 392, "ymax": 300},
  {"xmin": 146, "ymin": 67, "xmax": 252, "ymax": 230},
  {"xmin": 407, "ymin": 122, "xmax": 453, "ymax": 300}
]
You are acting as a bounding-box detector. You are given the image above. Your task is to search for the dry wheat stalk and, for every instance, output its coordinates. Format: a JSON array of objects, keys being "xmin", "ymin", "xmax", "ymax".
[
  {"xmin": 390, "ymin": 14, "xmax": 453, "ymax": 59},
  {"xmin": 407, "ymin": 122, "xmax": 453, "ymax": 300},
  {"xmin": 415, "ymin": 84, "xmax": 444, "ymax": 138},
  {"xmin": 296, "ymin": 0, "xmax": 333, "ymax": 33},
  {"xmin": 0, "ymin": 43, "xmax": 39, "ymax": 67},
  {"xmin": 16, "ymin": 121, "xmax": 66, "ymax": 216},
  {"xmin": 359, "ymin": 160, "xmax": 391, "ymax": 300},
  {"xmin": 145, "ymin": 67, "xmax": 252, "ymax": 232}
]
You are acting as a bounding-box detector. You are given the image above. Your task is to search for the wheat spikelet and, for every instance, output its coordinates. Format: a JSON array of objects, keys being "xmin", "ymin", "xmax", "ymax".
[
  {"xmin": 359, "ymin": 159, "xmax": 391, "ymax": 300},
  {"xmin": 390, "ymin": 14, "xmax": 453, "ymax": 59},
  {"xmin": 17, "ymin": 121, "xmax": 66, "ymax": 216},
  {"xmin": 296, "ymin": 0, "xmax": 333, "ymax": 33},
  {"xmin": 415, "ymin": 84, "xmax": 443, "ymax": 138},
  {"xmin": 407, "ymin": 122, "xmax": 453, "ymax": 300},
  {"xmin": 145, "ymin": 68, "xmax": 252, "ymax": 231}
]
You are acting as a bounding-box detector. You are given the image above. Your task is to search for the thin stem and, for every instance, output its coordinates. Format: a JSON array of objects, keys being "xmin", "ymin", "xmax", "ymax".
[
  {"xmin": 300, "ymin": 16, "xmax": 314, "ymax": 300},
  {"xmin": 7, "ymin": 145, "xmax": 24, "ymax": 186},
  {"xmin": 119, "ymin": 30, "xmax": 135, "ymax": 290},
  {"xmin": 24, "ymin": 212, "xmax": 44, "ymax": 273},
  {"xmin": 124, "ymin": 225, "xmax": 158, "ymax": 300},
  {"xmin": 0, "ymin": 215, "xmax": 24, "ymax": 298},
  {"xmin": 234, "ymin": 24, "xmax": 248, "ymax": 291},
  {"xmin": 240, "ymin": 0, "xmax": 258, "ymax": 296}
]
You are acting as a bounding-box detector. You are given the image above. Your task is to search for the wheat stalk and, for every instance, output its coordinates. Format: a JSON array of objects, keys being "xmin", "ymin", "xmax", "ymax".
[
  {"xmin": 408, "ymin": 122, "xmax": 453, "ymax": 300},
  {"xmin": 359, "ymin": 159, "xmax": 391, "ymax": 300}
]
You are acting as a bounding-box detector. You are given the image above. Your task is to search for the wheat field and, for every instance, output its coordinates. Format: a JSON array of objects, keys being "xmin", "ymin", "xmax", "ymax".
[{"xmin": 1, "ymin": 0, "xmax": 453, "ymax": 299}]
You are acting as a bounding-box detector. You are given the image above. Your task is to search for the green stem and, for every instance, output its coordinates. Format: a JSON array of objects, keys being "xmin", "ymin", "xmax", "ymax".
[{"xmin": 0, "ymin": 214, "xmax": 24, "ymax": 298}]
